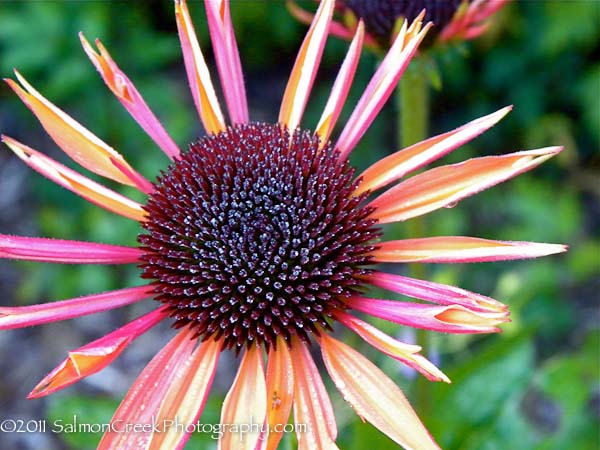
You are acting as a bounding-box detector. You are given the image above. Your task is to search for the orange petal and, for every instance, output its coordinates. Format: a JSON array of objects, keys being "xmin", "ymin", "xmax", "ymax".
[
  {"xmin": 175, "ymin": 0, "xmax": 226, "ymax": 134},
  {"xmin": 265, "ymin": 337, "xmax": 294, "ymax": 450},
  {"xmin": 3, "ymin": 136, "xmax": 146, "ymax": 221},
  {"xmin": 320, "ymin": 333, "xmax": 441, "ymax": 450},
  {"xmin": 279, "ymin": 0, "xmax": 335, "ymax": 132},
  {"xmin": 148, "ymin": 338, "xmax": 221, "ymax": 450},
  {"xmin": 5, "ymin": 72, "xmax": 152, "ymax": 191},
  {"xmin": 370, "ymin": 147, "xmax": 563, "ymax": 223},
  {"xmin": 290, "ymin": 338, "xmax": 338, "ymax": 450},
  {"xmin": 219, "ymin": 346, "xmax": 267, "ymax": 450}
]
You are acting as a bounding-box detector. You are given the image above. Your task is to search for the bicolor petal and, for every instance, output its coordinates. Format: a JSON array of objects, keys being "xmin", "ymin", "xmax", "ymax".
[
  {"xmin": 0, "ymin": 234, "xmax": 142, "ymax": 264},
  {"xmin": 0, "ymin": 285, "xmax": 153, "ymax": 330},
  {"xmin": 218, "ymin": 345, "xmax": 267, "ymax": 450},
  {"xmin": 265, "ymin": 338, "xmax": 294, "ymax": 450},
  {"xmin": 370, "ymin": 147, "xmax": 563, "ymax": 223},
  {"xmin": 28, "ymin": 308, "xmax": 167, "ymax": 398},
  {"xmin": 3, "ymin": 137, "xmax": 146, "ymax": 221},
  {"xmin": 5, "ymin": 72, "xmax": 152, "ymax": 192},
  {"xmin": 175, "ymin": 0, "xmax": 226, "ymax": 134},
  {"xmin": 321, "ymin": 333, "xmax": 441, "ymax": 450},
  {"xmin": 346, "ymin": 296, "xmax": 510, "ymax": 334},
  {"xmin": 355, "ymin": 106, "xmax": 513, "ymax": 194},
  {"xmin": 372, "ymin": 236, "xmax": 567, "ymax": 263},
  {"xmin": 80, "ymin": 33, "xmax": 181, "ymax": 159},
  {"xmin": 279, "ymin": 0, "xmax": 335, "ymax": 132},
  {"xmin": 204, "ymin": 0, "xmax": 249, "ymax": 124}
]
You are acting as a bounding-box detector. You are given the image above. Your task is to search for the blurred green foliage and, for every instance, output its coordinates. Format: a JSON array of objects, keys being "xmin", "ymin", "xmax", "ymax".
[{"xmin": 0, "ymin": 1, "xmax": 598, "ymax": 450}]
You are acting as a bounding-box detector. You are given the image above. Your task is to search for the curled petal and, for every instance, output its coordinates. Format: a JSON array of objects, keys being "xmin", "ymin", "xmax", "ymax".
[
  {"xmin": 265, "ymin": 337, "xmax": 294, "ymax": 450},
  {"xmin": 148, "ymin": 338, "xmax": 221, "ymax": 450},
  {"xmin": 204, "ymin": 0, "xmax": 249, "ymax": 124},
  {"xmin": 372, "ymin": 236, "xmax": 567, "ymax": 264},
  {"xmin": 370, "ymin": 147, "xmax": 563, "ymax": 223},
  {"xmin": 315, "ymin": 21, "xmax": 364, "ymax": 147},
  {"xmin": 279, "ymin": 0, "xmax": 335, "ymax": 132},
  {"xmin": 219, "ymin": 346, "xmax": 267, "ymax": 450},
  {"xmin": 0, "ymin": 234, "xmax": 142, "ymax": 264},
  {"xmin": 80, "ymin": 33, "xmax": 180, "ymax": 159},
  {"xmin": 290, "ymin": 338, "xmax": 338, "ymax": 450},
  {"xmin": 0, "ymin": 285, "xmax": 153, "ymax": 330},
  {"xmin": 29, "ymin": 308, "xmax": 167, "ymax": 398},
  {"xmin": 367, "ymin": 271, "xmax": 507, "ymax": 312},
  {"xmin": 335, "ymin": 310, "xmax": 450, "ymax": 383},
  {"xmin": 335, "ymin": 14, "xmax": 431, "ymax": 160},
  {"xmin": 320, "ymin": 333, "xmax": 441, "ymax": 450},
  {"xmin": 346, "ymin": 296, "xmax": 510, "ymax": 334},
  {"xmin": 355, "ymin": 106, "xmax": 512, "ymax": 195},
  {"xmin": 2, "ymin": 137, "xmax": 146, "ymax": 222},
  {"xmin": 5, "ymin": 72, "xmax": 152, "ymax": 192},
  {"xmin": 98, "ymin": 328, "xmax": 197, "ymax": 450},
  {"xmin": 440, "ymin": 0, "xmax": 510, "ymax": 43},
  {"xmin": 175, "ymin": 0, "xmax": 226, "ymax": 134}
]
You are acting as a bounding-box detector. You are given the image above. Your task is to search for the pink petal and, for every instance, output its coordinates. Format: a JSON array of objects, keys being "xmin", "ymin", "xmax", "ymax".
[
  {"xmin": 346, "ymin": 296, "xmax": 510, "ymax": 334},
  {"xmin": 320, "ymin": 333, "xmax": 442, "ymax": 450},
  {"xmin": 315, "ymin": 21, "xmax": 364, "ymax": 146},
  {"xmin": 366, "ymin": 271, "xmax": 507, "ymax": 312},
  {"xmin": 218, "ymin": 346, "xmax": 267, "ymax": 450},
  {"xmin": 290, "ymin": 338, "xmax": 338, "ymax": 450},
  {"xmin": 265, "ymin": 338, "xmax": 294, "ymax": 450},
  {"xmin": 370, "ymin": 147, "xmax": 563, "ymax": 224},
  {"xmin": 5, "ymin": 72, "xmax": 152, "ymax": 192},
  {"xmin": 335, "ymin": 14, "xmax": 431, "ymax": 160},
  {"xmin": 98, "ymin": 328, "xmax": 197, "ymax": 450},
  {"xmin": 148, "ymin": 338, "xmax": 221, "ymax": 450},
  {"xmin": 204, "ymin": 0, "xmax": 249, "ymax": 124},
  {"xmin": 0, "ymin": 285, "xmax": 153, "ymax": 330},
  {"xmin": 372, "ymin": 236, "xmax": 567, "ymax": 263},
  {"xmin": 175, "ymin": 0, "xmax": 226, "ymax": 134},
  {"xmin": 355, "ymin": 106, "xmax": 512, "ymax": 195},
  {"xmin": 440, "ymin": 0, "xmax": 509, "ymax": 42},
  {"xmin": 80, "ymin": 34, "xmax": 180, "ymax": 160},
  {"xmin": 0, "ymin": 234, "xmax": 142, "ymax": 264},
  {"xmin": 2, "ymin": 136, "xmax": 146, "ymax": 222},
  {"xmin": 279, "ymin": 0, "xmax": 335, "ymax": 132},
  {"xmin": 335, "ymin": 310, "xmax": 450, "ymax": 383},
  {"xmin": 28, "ymin": 308, "xmax": 167, "ymax": 398}
]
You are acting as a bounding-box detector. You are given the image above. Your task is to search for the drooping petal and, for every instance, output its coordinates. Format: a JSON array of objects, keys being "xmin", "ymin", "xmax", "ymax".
[
  {"xmin": 355, "ymin": 106, "xmax": 512, "ymax": 195},
  {"xmin": 315, "ymin": 21, "xmax": 364, "ymax": 147},
  {"xmin": 335, "ymin": 310, "xmax": 450, "ymax": 383},
  {"xmin": 372, "ymin": 236, "xmax": 567, "ymax": 264},
  {"xmin": 0, "ymin": 285, "xmax": 153, "ymax": 330},
  {"xmin": 5, "ymin": 72, "xmax": 153, "ymax": 192},
  {"xmin": 80, "ymin": 33, "xmax": 180, "ymax": 159},
  {"xmin": 0, "ymin": 234, "xmax": 142, "ymax": 264},
  {"xmin": 335, "ymin": 14, "xmax": 431, "ymax": 160},
  {"xmin": 320, "ymin": 333, "xmax": 441, "ymax": 450},
  {"xmin": 366, "ymin": 271, "xmax": 507, "ymax": 313},
  {"xmin": 98, "ymin": 328, "xmax": 197, "ymax": 450},
  {"xmin": 148, "ymin": 338, "xmax": 221, "ymax": 450},
  {"xmin": 265, "ymin": 337, "xmax": 294, "ymax": 450},
  {"xmin": 346, "ymin": 296, "xmax": 509, "ymax": 334},
  {"xmin": 204, "ymin": 0, "xmax": 249, "ymax": 124},
  {"xmin": 175, "ymin": 0, "xmax": 226, "ymax": 134},
  {"xmin": 3, "ymin": 137, "xmax": 146, "ymax": 221},
  {"xmin": 279, "ymin": 0, "xmax": 335, "ymax": 132},
  {"xmin": 290, "ymin": 338, "xmax": 338, "ymax": 450},
  {"xmin": 370, "ymin": 147, "xmax": 563, "ymax": 223},
  {"xmin": 218, "ymin": 346, "xmax": 267, "ymax": 450},
  {"xmin": 28, "ymin": 308, "xmax": 167, "ymax": 398}
]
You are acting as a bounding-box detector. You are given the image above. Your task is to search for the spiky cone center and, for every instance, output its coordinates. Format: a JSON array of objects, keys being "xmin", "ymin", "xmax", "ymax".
[
  {"xmin": 342, "ymin": 0, "xmax": 466, "ymax": 43},
  {"xmin": 138, "ymin": 123, "xmax": 380, "ymax": 351}
]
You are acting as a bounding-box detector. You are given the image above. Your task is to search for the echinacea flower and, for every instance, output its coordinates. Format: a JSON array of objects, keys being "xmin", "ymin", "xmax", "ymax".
[
  {"xmin": 289, "ymin": 0, "xmax": 510, "ymax": 49},
  {"xmin": 1, "ymin": 0, "xmax": 565, "ymax": 449}
]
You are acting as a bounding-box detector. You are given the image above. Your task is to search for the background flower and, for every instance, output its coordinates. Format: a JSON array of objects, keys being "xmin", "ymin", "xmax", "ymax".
[{"xmin": 0, "ymin": 1, "xmax": 597, "ymax": 450}]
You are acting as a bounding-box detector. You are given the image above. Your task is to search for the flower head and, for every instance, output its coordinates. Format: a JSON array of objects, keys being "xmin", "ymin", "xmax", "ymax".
[{"xmin": 2, "ymin": 0, "xmax": 563, "ymax": 449}]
